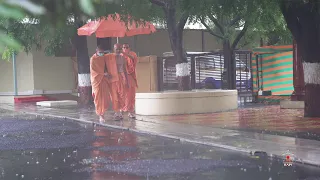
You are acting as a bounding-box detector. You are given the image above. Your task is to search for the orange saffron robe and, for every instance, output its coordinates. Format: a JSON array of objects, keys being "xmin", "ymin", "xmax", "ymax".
[
  {"xmin": 122, "ymin": 51, "xmax": 138, "ymax": 112},
  {"xmin": 105, "ymin": 53, "xmax": 126, "ymax": 112},
  {"xmin": 90, "ymin": 54, "xmax": 110, "ymax": 115}
]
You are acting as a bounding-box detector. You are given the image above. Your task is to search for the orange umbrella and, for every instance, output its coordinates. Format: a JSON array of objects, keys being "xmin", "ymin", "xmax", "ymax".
[{"xmin": 77, "ymin": 13, "xmax": 156, "ymax": 40}]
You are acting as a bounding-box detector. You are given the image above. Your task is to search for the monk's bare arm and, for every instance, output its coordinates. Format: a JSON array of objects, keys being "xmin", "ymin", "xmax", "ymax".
[
  {"xmin": 123, "ymin": 56, "xmax": 128, "ymax": 74},
  {"xmin": 122, "ymin": 56, "xmax": 130, "ymax": 87},
  {"xmin": 89, "ymin": 57, "xmax": 94, "ymax": 73}
]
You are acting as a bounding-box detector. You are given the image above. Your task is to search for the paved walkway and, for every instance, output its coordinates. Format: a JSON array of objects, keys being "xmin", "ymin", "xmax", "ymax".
[
  {"xmin": 142, "ymin": 105, "xmax": 320, "ymax": 140},
  {"xmin": 1, "ymin": 103, "xmax": 320, "ymax": 167}
]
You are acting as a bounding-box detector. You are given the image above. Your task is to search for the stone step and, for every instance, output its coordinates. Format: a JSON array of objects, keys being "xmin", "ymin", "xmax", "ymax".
[{"xmin": 36, "ymin": 100, "xmax": 78, "ymax": 107}]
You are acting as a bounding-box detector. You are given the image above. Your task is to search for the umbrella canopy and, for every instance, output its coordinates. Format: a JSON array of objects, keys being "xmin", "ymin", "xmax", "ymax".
[{"xmin": 77, "ymin": 13, "xmax": 156, "ymax": 38}]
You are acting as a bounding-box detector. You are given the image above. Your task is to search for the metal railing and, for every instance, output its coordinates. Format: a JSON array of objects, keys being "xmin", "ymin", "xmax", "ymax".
[{"xmin": 157, "ymin": 51, "xmax": 253, "ymax": 103}]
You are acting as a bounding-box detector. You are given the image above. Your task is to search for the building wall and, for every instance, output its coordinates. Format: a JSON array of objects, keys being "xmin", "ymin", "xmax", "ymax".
[
  {"xmin": 17, "ymin": 52, "xmax": 34, "ymax": 92},
  {"xmin": 32, "ymin": 49, "xmax": 75, "ymax": 93},
  {"xmin": 30, "ymin": 37, "xmax": 97, "ymax": 94},
  {"xmin": 203, "ymin": 32, "xmax": 222, "ymax": 52},
  {"xmin": 108, "ymin": 29, "xmax": 222, "ymax": 56},
  {"xmin": 183, "ymin": 30, "xmax": 203, "ymax": 52},
  {"xmin": 1, "ymin": 29, "xmax": 225, "ymax": 96},
  {"xmin": 0, "ymin": 52, "xmax": 34, "ymax": 95},
  {"xmin": 0, "ymin": 60, "xmax": 14, "ymax": 93}
]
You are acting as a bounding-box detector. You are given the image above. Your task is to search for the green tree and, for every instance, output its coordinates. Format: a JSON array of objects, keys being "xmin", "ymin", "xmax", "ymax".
[
  {"xmin": 120, "ymin": 0, "xmax": 192, "ymax": 90},
  {"xmin": 280, "ymin": 0, "xmax": 320, "ymax": 117},
  {"xmin": 149, "ymin": 0, "xmax": 192, "ymax": 91},
  {"xmin": 1, "ymin": 0, "xmax": 121, "ymax": 105},
  {"xmin": 0, "ymin": 0, "xmax": 45, "ymax": 55},
  {"xmin": 190, "ymin": 0, "xmax": 291, "ymax": 89}
]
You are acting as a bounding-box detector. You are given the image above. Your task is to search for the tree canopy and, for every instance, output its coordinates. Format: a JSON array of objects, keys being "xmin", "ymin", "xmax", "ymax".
[
  {"xmin": 0, "ymin": 0, "xmax": 293, "ymax": 61},
  {"xmin": 0, "ymin": 0, "xmax": 125, "ymax": 60},
  {"xmin": 189, "ymin": 0, "xmax": 291, "ymax": 50},
  {"xmin": 0, "ymin": 0, "xmax": 45, "ymax": 57}
]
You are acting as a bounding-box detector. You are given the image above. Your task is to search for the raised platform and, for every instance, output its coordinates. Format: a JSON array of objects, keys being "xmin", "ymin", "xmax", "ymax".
[
  {"xmin": 280, "ymin": 100, "xmax": 304, "ymax": 109},
  {"xmin": 15, "ymin": 95, "xmax": 50, "ymax": 103},
  {"xmin": 0, "ymin": 94, "xmax": 79, "ymax": 104},
  {"xmin": 0, "ymin": 95, "xmax": 50, "ymax": 104},
  {"xmin": 135, "ymin": 90, "xmax": 238, "ymax": 116},
  {"xmin": 36, "ymin": 100, "xmax": 78, "ymax": 107}
]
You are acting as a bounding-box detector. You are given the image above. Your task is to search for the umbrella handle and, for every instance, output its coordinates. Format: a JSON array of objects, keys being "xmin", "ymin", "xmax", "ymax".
[{"xmin": 117, "ymin": 37, "xmax": 119, "ymax": 43}]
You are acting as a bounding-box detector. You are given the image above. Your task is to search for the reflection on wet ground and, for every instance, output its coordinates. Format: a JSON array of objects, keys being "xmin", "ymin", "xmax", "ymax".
[
  {"xmin": 8, "ymin": 103, "xmax": 320, "ymax": 141},
  {"xmin": 142, "ymin": 105, "xmax": 320, "ymax": 140},
  {"xmin": 0, "ymin": 114, "xmax": 320, "ymax": 180}
]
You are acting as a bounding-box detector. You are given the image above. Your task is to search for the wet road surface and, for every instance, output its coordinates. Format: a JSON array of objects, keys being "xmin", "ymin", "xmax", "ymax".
[{"xmin": 0, "ymin": 111, "xmax": 320, "ymax": 180}]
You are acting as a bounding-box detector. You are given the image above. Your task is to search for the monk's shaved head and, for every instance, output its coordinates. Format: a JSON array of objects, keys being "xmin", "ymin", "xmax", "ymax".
[
  {"xmin": 114, "ymin": 43, "xmax": 122, "ymax": 48},
  {"xmin": 114, "ymin": 43, "xmax": 122, "ymax": 54}
]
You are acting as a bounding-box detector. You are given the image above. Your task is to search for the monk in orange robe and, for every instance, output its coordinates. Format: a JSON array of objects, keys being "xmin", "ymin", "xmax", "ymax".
[
  {"xmin": 90, "ymin": 45, "xmax": 111, "ymax": 121},
  {"xmin": 120, "ymin": 43, "xmax": 138, "ymax": 118},
  {"xmin": 105, "ymin": 43, "xmax": 127, "ymax": 120}
]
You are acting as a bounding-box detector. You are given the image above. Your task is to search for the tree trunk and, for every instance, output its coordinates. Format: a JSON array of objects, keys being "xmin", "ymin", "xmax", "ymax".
[
  {"xmin": 267, "ymin": 33, "xmax": 280, "ymax": 46},
  {"xmin": 75, "ymin": 34, "xmax": 93, "ymax": 106},
  {"xmin": 299, "ymin": 22, "xmax": 320, "ymax": 117},
  {"xmin": 173, "ymin": 41, "xmax": 190, "ymax": 91},
  {"xmin": 302, "ymin": 37, "xmax": 320, "ymax": 117},
  {"xmin": 291, "ymin": 39, "xmax": 305, "ymax": 101},
  {"xmin": 166, "ymin": 8, "xmax": 191, "ymax": 91},
  {"xmin": 281, "ymin": 1, "xmax": 320, "ymax": 117},
  {"xmin": 175, "ymin": 57, "xmax": 191, "ymax": 91},
  {"xmin": 260, "ymin": 37, "xmax": 264, "ymax": 46},
  {"xmin": 222, "ymin": 40, "xmax": 236, "ymax": 89}
]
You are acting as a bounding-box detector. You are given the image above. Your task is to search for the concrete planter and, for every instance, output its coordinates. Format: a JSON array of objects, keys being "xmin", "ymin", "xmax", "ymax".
[{"xmin": 135, "ymin": 90, "xmax": 238, "ymax": 115}]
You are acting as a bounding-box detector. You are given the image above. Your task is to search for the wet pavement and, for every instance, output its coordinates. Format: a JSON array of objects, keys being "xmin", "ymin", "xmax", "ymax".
[
  {"xmin": 140, "ymin": 105, "xmax": 320, "ymax": 140},
  {"xmin": 1, "ymin": 112, "xmax": 320, "ymax": 180},
  {"xmin": 1, "ymin": 103, "xmax": 320, "ymax": 167}
]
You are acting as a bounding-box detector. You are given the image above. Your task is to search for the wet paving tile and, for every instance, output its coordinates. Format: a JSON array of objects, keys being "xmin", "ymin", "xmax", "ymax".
[
  {"xmin": 2, "ymin": 103, "xmax": 320, "ymax": 167},
  {"xmin": 138, "ymin": 105, "xmax": 320, "ymax": 139},
  {"xmin": 0, "ymin": 114, "xmax": 320, "ymax": 180}
]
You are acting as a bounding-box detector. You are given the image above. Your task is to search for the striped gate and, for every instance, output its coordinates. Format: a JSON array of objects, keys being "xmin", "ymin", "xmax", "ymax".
[{"xmin": 252, "ymin": 45, "xmax": 294, "ymax": 96}]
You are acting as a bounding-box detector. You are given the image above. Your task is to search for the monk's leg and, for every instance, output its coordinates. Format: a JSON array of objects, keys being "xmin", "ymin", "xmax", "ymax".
[
  {"xmin": 93, "ymin": 91, "xmax": 105, "ymax": 121},
  {"xmin": 121, "ymin": 88, "xmax": 128, "ymax": 113},
  {"xmin": 110, "ymin": 82, "xmax": 120, "ymax": 112},
  {"xmin": 100, "ymin": 79, "xmax": 110, "ymax": 121},
  {"xmin": 110, "ymin": 82, "xmax": 122, "ymax": 120},
  {"xmin": 118, "ymin": 76, "xmax": 126, "ymax": 118},
  {"xmin": 126, "ymin": 86, "xmax": 135, "ymax": 118},
  {"xmin": 114, "ymin": 81, "xmax": 124, "ymax": 119},
  {"xmin": 94, "ymin": 79, "xmax": 110, "ymax": 121},
  {"xmin": 125, "ymin": 75, "xmax": 136, "ymax": 118}
]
